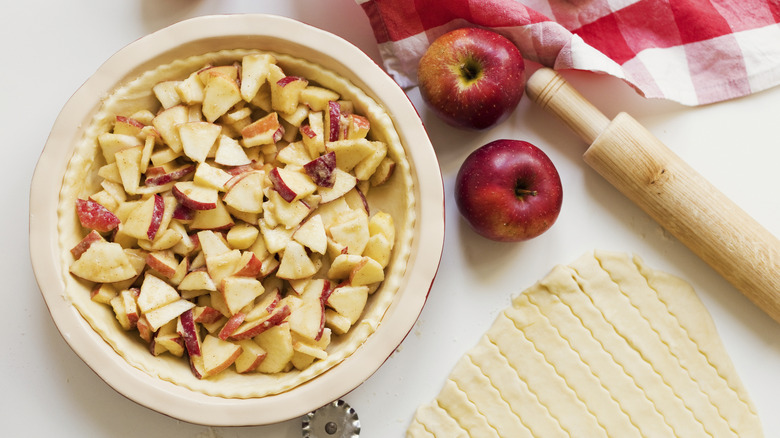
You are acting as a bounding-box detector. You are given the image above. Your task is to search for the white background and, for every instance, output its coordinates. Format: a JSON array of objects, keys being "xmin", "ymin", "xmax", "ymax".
[{"xmin": 6, "ymin": 0, "xmax": 779, "ymax": 436}]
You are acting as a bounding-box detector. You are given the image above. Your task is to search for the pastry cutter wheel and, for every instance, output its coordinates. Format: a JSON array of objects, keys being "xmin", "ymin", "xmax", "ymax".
[{"xmin": 302, "ymin": 399, "xmax": 360, "ymax": 437}]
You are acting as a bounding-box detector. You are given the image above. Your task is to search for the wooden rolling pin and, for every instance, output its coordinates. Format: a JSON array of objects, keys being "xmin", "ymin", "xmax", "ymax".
[{"xmin": 526, "ymin": 67, "xmax": 780, "ymax": 324}]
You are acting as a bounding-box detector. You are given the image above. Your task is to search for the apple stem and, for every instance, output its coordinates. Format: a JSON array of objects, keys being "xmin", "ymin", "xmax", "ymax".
[
  {"xmin": 460, "ymin": 59, "xmax": 482, "ymax": 83},
  {"xmin": 516, "ymin": 188, "xmax": 538, "ymax": 197}
]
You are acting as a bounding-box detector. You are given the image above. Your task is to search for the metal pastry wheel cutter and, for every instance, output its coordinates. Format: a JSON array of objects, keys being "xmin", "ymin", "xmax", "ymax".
[{"xmin": 302, "ymin": 399, "xmax": 360, "ymax": 437}]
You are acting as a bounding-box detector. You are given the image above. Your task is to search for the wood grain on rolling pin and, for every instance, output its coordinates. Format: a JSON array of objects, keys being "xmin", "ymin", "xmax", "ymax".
[{"xmin": 526, "ymin": 68, "xmax": 780, "ymax": 324}]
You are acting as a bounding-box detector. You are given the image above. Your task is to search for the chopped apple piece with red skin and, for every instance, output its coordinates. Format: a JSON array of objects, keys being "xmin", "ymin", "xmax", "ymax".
[
  {"xmin": 277, "ymin": 241, "xmax": 317, "ymax": 280},
  {"xmin": 233, "ymin": 251, "xmax": 264, "ymax": 277},
  {"xmin": 269, "ymin": 167, "xmax": 317, "ymax": 203},
  {"xmin": 271, "ymin": 75, "xmax": 308, "ymax": 115},
  {"xmin": 70, "ymin": 241, "xmax": 136, "ymax": 283},
  {"xmin": 222, "ymin": 170, "xmax": 265, "ymax": 214},
  {"xmin": 120, "ymin": 288, "xmax": 140, "ymax": 329},
  {"xmin": 178, "ymin": 308, "xmax": 202, "ymax": 357},
  {"xmin": 110, "ymin": 294, "xmax": 133, "ymax": 330},
  {"xmin": 214, "ymin": 135, "xmax": 251, "ymax": 167},
  {"xmin": 76, "ymin": 199, "xmax": 120, "ymax": 233},
  {"xmin": 123, "ymin": 194, "xmax": 165, "ymax": 241},
  {"xmin": 172, "ymin": 181, "xmax": 218, "ymax": 211},
  {"xmin": 318, "ymin": 169, "xmax": 357, "ymax": 203},
  {"xmin": 145, "ymin": 250, "xmax": 179, "ymax": 279},
  {"xmin": 90, "ymin": 283, "xmax": 118, "ymax": 305},
  {"xmin": 193, "ymin": 305, "xmax": 223, "ymax": 324},
  {"xmin": 325, "ymin": 100, "xmax": 344, "ymax": 142},
  {"xmin": 241, "ymin": 112, "xmax": 283, "ymax": 147},
  {"xmin": 301, "ymin": 112, "xmax": 326, "ymax": 157},
  {"xmin": 152, "ymin": 105, "xmax": 188, "ymax": 153},
  {"xmin": 98, "ymin": 132, "xmax": 143, "ymax": 164},
  {"xmin": 303, "ymin": 151, "xmax": 337, "ymax": 188},
  {"xmin": 198, "ymin": 65, "xmax": 239, "ymax": 84},
  {"xmin": 369, "ymin": 156, "xmax": 396, "ymax": 186},
  {"xmin": 136, "ymin": 316, "xmax": 153, "ymax": 343},
  {"xmin": 113, "ymin": 115, "xmax": 146, "ymax": 137},
  {"xmin": 300, "ymin": 86, "xmax": 340, "ymax": 112},
  {"xmin": 221, "ymin": 276, "xmax": 265, "ymax": 315},
  {"xmin": 179, "ymin": 121, "xmax": 221, "ymax": 163},
  {"xmin": 245, "ymin": 287, "xmax": 282, "ymax": 322},
  {"xmin": 327, "ymin": 285, "xmax": 369, "ymax": 325},
  {"xmin": 137, "ymin": 273, "xmax": 180, "ymax": 314},
  {"xmin": 346, "ymin": 114, "xmax": 371, "ymax": 140},
  {"xmin": 172, "ymin": 204, "xmax": 195, "ymax": 222},
  {"xmin": 254, "ymin": 322, "xmax": 294, "ymax": 374},
  {"xmin": 234, "ymin": 339, "xmax": 267, "ymax": 373},
  {"xmin": 201, "ymin": 334, "xmax": 243, "ymax": 376},
  {"xmin": 144, "ymin": 163, "xmax": 195, "ymax": 186},
  {"xmin": 146, "ymin": 299, "xmax": 195, "ymax": 332},
  {"xmin": 202, "ymin": 74, "xmax": 242, "ymax": 123},
  {"xmin": 189, "ymin": 354, "xmax": 207, "ymax": 379},
  {"xmin": 70, "ymin": 230, "xmax": 105, "ymax": 259},
  {"xmin": 293, "ymin": 214, "xmax": 327, "ymax": 254},
  {"xmin": 240, "ymin": 53, "xmax": 275, "ymax": 102},
  {"xmin": 230, "ymin": 304, "xmax": 291, "ymax": 341},
  {"xmin": 218, "ymin": 312, "xmax": 247, "ymax": 340},
  {"xmin": 114, "ymin": 146, "xmax": 143, "ymax": 195}
]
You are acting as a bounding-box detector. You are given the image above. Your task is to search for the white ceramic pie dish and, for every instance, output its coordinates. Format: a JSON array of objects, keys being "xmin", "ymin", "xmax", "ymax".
[{"xmin": 29, "ymin": 14, "xmax": 444, "ymax": 426}]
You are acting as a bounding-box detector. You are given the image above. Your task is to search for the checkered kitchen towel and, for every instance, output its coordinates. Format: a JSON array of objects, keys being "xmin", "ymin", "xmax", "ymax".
[{"xmin": 358, "ymin": 0, "xmax": 780, "ymax": 105}]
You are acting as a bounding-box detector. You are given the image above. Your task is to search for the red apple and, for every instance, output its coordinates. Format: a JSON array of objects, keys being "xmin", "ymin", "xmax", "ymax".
[
  {"xmin": 455, "ymin": 139, "xmax": 562, "ymax": 241},
  {"xmin": 417, "ymin": 28, "xmax": 525, "ymax": 130}
]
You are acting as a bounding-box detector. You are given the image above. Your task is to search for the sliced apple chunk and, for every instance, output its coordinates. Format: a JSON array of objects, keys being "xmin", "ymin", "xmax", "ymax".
[
  {"xmin": 327, "ymin": 285, "xmax": 369, "ymax": 325},
  {"xmin": 179, "ymin": 121, "xmax": 221, "ymax": 163},
  {"xmin": 254, "ymin": 322, "xmax": 294, "ymax": 374},
  {"xmin": 202, "ymin": 334, "xmax": 243, "ymax": 376},
  {"xmin": 202, "ymin": 75, "xmax": 242, "ymax": 123},
  {"xmin": 70, "ymin": 241, "xmax": 136, "ymax": 283},
  {"xmin": 145, "ymin": 299, "xmax": 195, "ymax": 332}
]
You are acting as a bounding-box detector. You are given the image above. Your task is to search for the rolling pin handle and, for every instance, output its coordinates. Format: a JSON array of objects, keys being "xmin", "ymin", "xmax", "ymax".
[{"xmin": 525, "ymin": 67, "xmax": 611, "ymax": 145}]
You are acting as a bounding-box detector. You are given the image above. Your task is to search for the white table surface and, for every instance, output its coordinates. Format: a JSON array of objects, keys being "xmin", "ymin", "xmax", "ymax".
[{"xmin": 7, "ymin": 0, "xmax": 779, "ymax": 436}]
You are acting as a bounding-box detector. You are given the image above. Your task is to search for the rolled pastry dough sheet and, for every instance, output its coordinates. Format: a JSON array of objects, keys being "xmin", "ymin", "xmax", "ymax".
[{"xmin": 408, "ymin": 250, "xmax": 763, "ymax": 438}]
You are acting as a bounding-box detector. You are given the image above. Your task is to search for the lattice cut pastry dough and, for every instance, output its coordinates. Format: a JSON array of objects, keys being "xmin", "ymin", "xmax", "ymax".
[{"xmin": 408, "ymin": 250, "xmax": 763, "ymax": 438}]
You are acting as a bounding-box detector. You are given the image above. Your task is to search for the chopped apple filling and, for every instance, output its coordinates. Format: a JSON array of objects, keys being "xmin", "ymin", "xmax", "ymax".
[{"xmin": 68, "ymin": 53, "xmax": 397, "ymax": 380}]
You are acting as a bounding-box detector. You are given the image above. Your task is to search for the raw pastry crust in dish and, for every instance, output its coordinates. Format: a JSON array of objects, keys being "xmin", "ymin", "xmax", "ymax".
[
  {"xmin": 408, "ymin": 250, "xmax": 763, "ymax": 438},
  {"xmin": 57, "ymin": 49, "xmax": 415, "ymax": 398}
]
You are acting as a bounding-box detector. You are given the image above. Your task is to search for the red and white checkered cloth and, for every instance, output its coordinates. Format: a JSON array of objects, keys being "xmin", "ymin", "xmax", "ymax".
[{"xmin": 358, "ymin": 0, "xmax": 780, "ymax": 106}]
